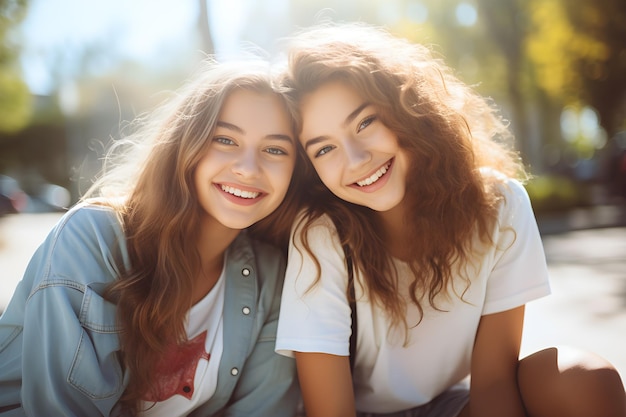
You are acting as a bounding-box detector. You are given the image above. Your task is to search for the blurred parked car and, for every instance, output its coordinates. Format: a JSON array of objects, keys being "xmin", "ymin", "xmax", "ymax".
[
  {"xmin": 0, "ymin": 175, "xmax": 28, "ymax": 216},
  {"xmin": 32, "ymin": 182, "xmax": 71, "ymax": 212}
]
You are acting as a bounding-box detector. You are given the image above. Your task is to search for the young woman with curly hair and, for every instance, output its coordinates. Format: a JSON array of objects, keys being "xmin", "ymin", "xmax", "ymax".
[{"xmin": 275, "ymin": 22, "xmax": 626, "ymax": 417}]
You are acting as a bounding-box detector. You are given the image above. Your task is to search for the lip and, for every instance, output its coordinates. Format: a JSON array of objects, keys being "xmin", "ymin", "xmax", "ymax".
[
  {"xmin": 348, "ymin": 158, "xmax": 394, "ymax": 193},
  {"xmin": 214, "ymin": 183, "xmax": 266, "ymax": 206}
]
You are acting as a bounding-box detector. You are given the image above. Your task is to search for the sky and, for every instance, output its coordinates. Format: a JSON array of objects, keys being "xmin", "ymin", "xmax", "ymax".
[
  {"xmin": 17, "ymin": 0, "xmax": 268, "ymax": 95},
  {"xmin": 15, "ymin": 0, "xmax": 480, "ymax": 96}
]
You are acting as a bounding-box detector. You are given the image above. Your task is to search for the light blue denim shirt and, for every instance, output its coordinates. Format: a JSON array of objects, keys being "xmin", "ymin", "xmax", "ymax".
[{"xmin": 0, "ymin": 204, "xmax": 299, "ymax": 416}]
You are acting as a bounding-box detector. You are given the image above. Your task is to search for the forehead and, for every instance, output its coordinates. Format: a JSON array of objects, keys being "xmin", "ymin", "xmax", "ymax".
[
  {"xmin": 219, "ymin": 89, "xmax": 292, "ymax": 134},
  {"xmin": 300, "ymin": 81, "xmax": 364, "ymax": 140}
]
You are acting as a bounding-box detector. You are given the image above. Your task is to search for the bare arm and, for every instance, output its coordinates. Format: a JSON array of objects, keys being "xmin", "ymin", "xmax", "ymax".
[
  {"xmin": 295, "ymin": 352, "xmax": 356, "ymax": 417},
  {"xmin": 469, "ymin": 305, "xmax": 526, "ymax": 417}
]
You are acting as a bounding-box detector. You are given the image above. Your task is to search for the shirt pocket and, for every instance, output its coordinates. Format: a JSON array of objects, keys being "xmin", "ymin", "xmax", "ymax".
[{"xmin": 68, "ymin": 284, "xmax": 124, "ymax": 399}]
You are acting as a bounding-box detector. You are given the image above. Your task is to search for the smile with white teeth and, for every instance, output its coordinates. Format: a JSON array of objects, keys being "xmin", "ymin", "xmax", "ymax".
[
  {"xmin": 220, "ymin": 185, "xmax": 260, "ymax": 199},
  {"xmin": 356, "ymin": 161, "xmax": 391, "ymax": 187}
]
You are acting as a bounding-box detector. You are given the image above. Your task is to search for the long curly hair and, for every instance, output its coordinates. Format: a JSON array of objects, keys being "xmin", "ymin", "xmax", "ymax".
[
  {"xmin": 83, "ymin": 58, "xmax": 305, "ymax": 414},
  {"xmin": 280, "ymin": 22, "xmax": 527, "ymax": 336}
]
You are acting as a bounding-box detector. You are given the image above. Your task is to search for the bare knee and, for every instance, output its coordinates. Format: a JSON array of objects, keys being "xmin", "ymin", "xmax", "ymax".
[{"xmin": 518, "ymin": 346, "xmax": 626, "ymax": 417}]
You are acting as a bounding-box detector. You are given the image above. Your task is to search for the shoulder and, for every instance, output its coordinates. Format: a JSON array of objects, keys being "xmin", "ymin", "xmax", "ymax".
[
  {"xmin": 291, "ymin": 211, "xmax": 341, "ymax": 248},
  {"xmin": 286, "ymin": 212, "xmax": 347, "ymax": 285},
  {"xmin": 495, "ymin": 176, "xmax": 531, "ymax": 207},
  {"xmin": 496, "ymin": 178, "xmax": 534, "ymax": 229},
  {"xmin": 480, "ymin": 170, "xmax": 545, "ymax": 262},
  {"xmin": 34, "ymin": 202, "xmax": 128, "ymax": 285},
  {"xmin": 13, "ymin": 203, "xmax": 126, "ymax": 328},
  {"xmin": 53, "ymin": 202, "xmax": 123, "ymax": 240},
  {"xmin": 481, "ymin": 169, "xmax": 534, "ymax": 227}
]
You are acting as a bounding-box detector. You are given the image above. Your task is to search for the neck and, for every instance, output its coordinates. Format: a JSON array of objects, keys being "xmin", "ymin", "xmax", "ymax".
[
  {"xmin": 377, "ymin": 201, "xmax": 413, "ymax": 261},
  {"xmin": 192, "ymin": 216, "xmax": 241, "ymax": 304}
]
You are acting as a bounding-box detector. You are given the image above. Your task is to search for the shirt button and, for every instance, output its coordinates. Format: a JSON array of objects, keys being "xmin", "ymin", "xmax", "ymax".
[
  {"xmin": 242, "ymin": 307, "xmax": 251, "ymax": 315},
  {"xmin": 241, "ymin": 268, "xmax": 250, "ymax": 277},
  {"xmin": 231, "ymin": 367, "xmax": 239, "ymax": 376}
]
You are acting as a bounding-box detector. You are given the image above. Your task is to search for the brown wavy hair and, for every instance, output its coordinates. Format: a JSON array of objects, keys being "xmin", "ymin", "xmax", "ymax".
[
  {"xmin": 279, "ymin": 22, "xmax": 528, "ymax": 336},
  {"xmin": 83, "ymin": 58, "xmax": 306, "ymax": 414}
]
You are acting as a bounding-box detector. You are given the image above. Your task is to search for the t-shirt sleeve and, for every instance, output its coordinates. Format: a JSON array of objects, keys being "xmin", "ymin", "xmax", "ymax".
[
  {"xmin": 275, "ymin": 215, "xmax": 352, "ymax": 358},
  {"xmin": 482, "ymin": 178, "xmax": 551, "ymax": 315}
]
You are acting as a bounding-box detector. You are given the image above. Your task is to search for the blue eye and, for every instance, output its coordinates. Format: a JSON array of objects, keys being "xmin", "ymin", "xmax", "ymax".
[
  {"xmin": 214, "ymin": 137, "xmax": 236, "ymax": 145},
  {"xmin": 266, "ymin": 147, "xmax": 288, "ymax": 156},
  {"xmin": 315, "ymin": 145, "xmax": 335, "ymax": 158},
  {"xmin": 357, "ymin": 116, "xmax": 376, "ymax": 132}
]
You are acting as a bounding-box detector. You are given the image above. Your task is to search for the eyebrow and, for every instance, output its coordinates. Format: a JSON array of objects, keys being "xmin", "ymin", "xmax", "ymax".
[
  {"xmin": 303, "ymin": 102, "xmax": 370, "ymax": 151},
  {"xmin": 216, "ymin": 121, "xmax": 293, "ymax": 143}
]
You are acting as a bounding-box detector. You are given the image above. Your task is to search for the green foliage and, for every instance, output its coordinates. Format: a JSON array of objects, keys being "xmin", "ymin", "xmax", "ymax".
[
  {"xmin": 0, "ymin": 0, "xmax": 28, "ymax": 68},
  {"xmin": 525, "ymin": 175, "xmax": 589, "ymax": 212},
  {"xmin": 0, "ymin": 0, "xmax": 31, "ymax": 134},
  {"xmin": 395, "ymin": 0, "xmax": 509, "ymax": 96},
  {"xmin": 564, "ymin": 0, "xmax": 626, "ymax": 136},
  {"xmin": 0, "ymin": 71, "xmax": 30, "ymax": 132},
  {"xmin": 527, "ymin": 0, "xmax": 609, "ymax": 104},
  {"xmin": 527, "ymin": 0, "xmax": 626, "ymax": 136}
]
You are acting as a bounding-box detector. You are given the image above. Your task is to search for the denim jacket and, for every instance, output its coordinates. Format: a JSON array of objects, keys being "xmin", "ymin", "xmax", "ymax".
[{"xmin": 0, "ymin": 204, "xmax": 299, "ymax": 416}]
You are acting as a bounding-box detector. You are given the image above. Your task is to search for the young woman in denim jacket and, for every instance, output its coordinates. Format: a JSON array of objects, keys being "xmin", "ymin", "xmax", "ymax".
[
  {"xmin": 275, "ymin": 22, "xmax": 626, "ymax": 417},
  {"xmin": 0, "ymin": 59, "xmax": 304, "ymax": 416}
]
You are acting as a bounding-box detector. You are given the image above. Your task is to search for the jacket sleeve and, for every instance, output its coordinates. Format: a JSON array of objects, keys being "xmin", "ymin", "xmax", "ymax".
[
  {"xmin": 19, "ymin": 207, "xmax": 125, "ymax": 416},
  {"xmin": 221, "ymin": 243, "xmax": 300, "ymax": 417}
]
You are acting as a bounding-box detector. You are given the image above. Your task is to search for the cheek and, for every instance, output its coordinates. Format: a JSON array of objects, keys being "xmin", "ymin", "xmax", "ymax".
[
  {"xmin": 312, "ymin": 162, "xmax": 340, "ymax": 190},
  {"xmin": 193, "ymin": 163, "xmax": 204, "ymax": 192},
  {"xmin": 194, "ymin": 156, "xmax": 210, "ymax": 181},
  {"xmin": 267, "ymin": 160, "xmax": 296, "ymax": 192}
]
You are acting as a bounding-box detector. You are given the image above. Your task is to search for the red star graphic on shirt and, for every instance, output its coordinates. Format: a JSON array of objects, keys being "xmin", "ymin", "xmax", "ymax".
[{"xmin": 145, "ymin": 330, "xmax": 211, "ymax": 402}]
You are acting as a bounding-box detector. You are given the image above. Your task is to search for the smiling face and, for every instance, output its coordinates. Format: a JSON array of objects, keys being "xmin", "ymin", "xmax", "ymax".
[
  {"xmin": 299, "ymin": 80, "xmax": 409, "ymax": 212},
  {"xmin": 194, "ymin": 89, "xmax": 296, "ymax": 230}
]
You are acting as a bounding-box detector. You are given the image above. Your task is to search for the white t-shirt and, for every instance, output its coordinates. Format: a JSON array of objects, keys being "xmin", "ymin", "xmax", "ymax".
[
  {"xmin": 141, "ymin": 264, "xmax": 226, "ymax": 416},
  {"xmin": 276, "ymin": 178, "xmax": 551, "ymax": 414}
]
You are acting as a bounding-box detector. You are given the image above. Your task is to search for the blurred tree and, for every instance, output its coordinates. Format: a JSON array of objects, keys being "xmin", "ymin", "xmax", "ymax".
[
  {"xmin": 524, "ymin": 0, "xmax": 626, "ymax": 184},
  {"xmin": 391, "ymin": 0, "xmax": 540, "ymax": 167},
  {"xmin": 525, "ymin": 0, "xmax": 579, "ymax": 161},
  {"xmin": 526, "ymin": 1, "xmax": 580, "ymax": 105},
  {"xmin": 393, "ymin": 0, "xmax": 504, "ymax": 92},
  {"xmin": 528, "ymin": 0, "xmax": 626, "ymax": 137},
  {"xmin": 0, "ymin": 0, "xmax": 31, "ymax": 134},
  {"xmin": 198, "ymin": 0, "xmax": 214, "ymax": 54},
  {"xmin": 563, "ymin": 0, "xmax": 626, "ymax": 137},
  {"xmin": 473, "ymin": 0, "xmax": 535, "ymax": 161}
]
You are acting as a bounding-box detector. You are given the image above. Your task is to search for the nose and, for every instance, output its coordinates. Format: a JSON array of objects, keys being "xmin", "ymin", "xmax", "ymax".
[
  {"xmin": 343, "ymin": 137, "xmax": 372, "ymax": 169},
  {"xmin": 231, "ymin": 149, "xmax": 261, "ymax": 179}
]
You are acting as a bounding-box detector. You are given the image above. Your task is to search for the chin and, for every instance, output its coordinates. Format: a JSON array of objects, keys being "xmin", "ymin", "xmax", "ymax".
[
  {"xmin": 370, "ymin": 198, "xmax": 405, "ymax": 212},
  {"xmin": 225, "ymin": 220, "xmax": 259, "ymax": 230},
  {"xmin": 212, "ymin": 215, "xmax": 258, "ymax": 231}
]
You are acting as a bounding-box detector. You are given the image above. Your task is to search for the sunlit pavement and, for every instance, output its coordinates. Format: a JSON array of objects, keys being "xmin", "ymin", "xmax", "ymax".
[
  {"xmin": 0, "ymin": 213, "xmax": 64, "ymax": 309},
  {"xmin": 521, "ymin": 227, "xmax": 626, "ymax": 380},
  {"xmin": 1, "ymin": 212, "xmax": 626, "ymax": 380}
]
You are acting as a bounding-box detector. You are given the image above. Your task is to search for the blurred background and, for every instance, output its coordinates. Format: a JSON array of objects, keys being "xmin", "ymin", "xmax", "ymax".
[{"xmin": 0, "ymin": 0, "xmax": 625, "ymax": 377}]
